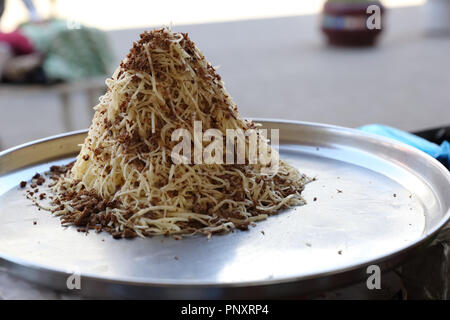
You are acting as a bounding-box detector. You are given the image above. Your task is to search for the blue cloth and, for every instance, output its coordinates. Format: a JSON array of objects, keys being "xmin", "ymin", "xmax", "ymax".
[{"xmin": 359, "ymin": 124, "xmax": 450, "ymax": 167}]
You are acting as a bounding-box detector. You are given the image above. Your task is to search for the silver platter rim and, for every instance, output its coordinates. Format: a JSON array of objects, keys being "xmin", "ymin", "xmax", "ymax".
[{"xmin": 0, "ymin": 119, "xmax": 449, "ymax": 298}]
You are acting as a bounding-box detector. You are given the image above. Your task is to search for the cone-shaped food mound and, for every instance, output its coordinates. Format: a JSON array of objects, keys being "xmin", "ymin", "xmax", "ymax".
[{"xmin": 46, "ymin": 29, "xmax": 311, "ymax": 238}]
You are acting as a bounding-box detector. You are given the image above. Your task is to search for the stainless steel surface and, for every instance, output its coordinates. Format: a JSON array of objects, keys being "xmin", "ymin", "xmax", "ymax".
[{"xmin": 0, "ymin": 120, "xmax": 449, "ymax": 299}]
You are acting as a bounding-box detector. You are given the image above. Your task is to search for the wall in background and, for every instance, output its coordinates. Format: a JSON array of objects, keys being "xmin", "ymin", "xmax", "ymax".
[{"xmin": 1, "ymin": 0, "xmax": 424, "ymax": 32}]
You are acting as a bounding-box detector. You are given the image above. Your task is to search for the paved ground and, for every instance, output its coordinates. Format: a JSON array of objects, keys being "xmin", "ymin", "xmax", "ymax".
[{"xmin": 1, "ymin": 6, "xmax": 449, "ymax": 151}]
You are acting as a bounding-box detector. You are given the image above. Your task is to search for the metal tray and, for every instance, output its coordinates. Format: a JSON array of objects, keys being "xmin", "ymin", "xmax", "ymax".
[{"xmin": 0, "ymin": 120, "xmax": 449, "ymax": 299}]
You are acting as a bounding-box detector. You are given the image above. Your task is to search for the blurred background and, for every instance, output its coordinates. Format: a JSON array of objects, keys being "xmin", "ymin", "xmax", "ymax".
[{"xmin": 0, "ymin": 0, "xmax": 449, "ymax": 151}]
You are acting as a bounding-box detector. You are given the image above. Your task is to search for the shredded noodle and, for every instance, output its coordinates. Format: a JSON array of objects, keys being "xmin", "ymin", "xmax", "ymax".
[{"xmin": 45, "ymin": 29, "xmax": 311, "ymax": 238}]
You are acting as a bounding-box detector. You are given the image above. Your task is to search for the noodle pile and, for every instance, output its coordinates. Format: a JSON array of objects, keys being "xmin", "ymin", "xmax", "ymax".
[{"xmin": 43, "ymin": 29, "xmax": 311, "ymax": 238}]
